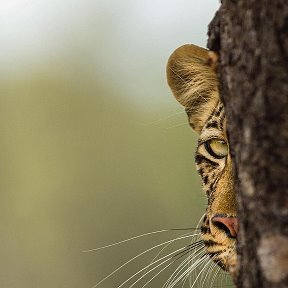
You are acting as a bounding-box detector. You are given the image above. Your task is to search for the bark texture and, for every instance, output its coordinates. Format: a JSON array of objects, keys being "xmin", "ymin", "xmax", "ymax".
[{"xmin": 208, "ymin": 1, "xmax": 288, "ymax": 287}]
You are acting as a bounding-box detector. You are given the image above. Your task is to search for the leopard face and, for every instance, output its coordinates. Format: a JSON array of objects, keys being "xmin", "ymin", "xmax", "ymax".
[{"xmin": 166, "ymin": 44, "xmax": 238, "ymax": 276}]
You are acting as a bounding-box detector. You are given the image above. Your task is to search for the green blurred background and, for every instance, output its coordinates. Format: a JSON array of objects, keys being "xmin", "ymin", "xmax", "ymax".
[{"xmin": 0, "ymin": 1, "xmax": 233, "ymax": 287}]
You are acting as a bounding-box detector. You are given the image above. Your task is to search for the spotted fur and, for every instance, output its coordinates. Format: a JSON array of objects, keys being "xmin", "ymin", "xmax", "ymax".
[{"xmin": 167, "ymin": 44, "xmax": 237, "ymax": 276}]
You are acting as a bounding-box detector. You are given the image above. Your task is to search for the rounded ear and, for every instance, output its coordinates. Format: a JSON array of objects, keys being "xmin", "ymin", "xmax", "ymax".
[{"xmin": 166, "ymin": 44, "xmax": 219, "ymax": 133}]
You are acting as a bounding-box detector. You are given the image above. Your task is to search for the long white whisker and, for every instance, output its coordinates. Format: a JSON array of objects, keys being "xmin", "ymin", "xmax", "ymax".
[
  {"xmin": 141, "ymin": 110, "xmax": 186, "ymax": 127},
  {"xmin": 220, "ymin": 269, "xmax": 225, "ymax": 287},
  {"xmin": 177, "ymin": 255, "xmax": 208, "ymax": 288},
  {"xmin": 201, "ymin": 256, "xmax": 216, "ymax": 288},
  {"xmin": 140, "ymin": 245, "xmax": 202, "ymax": 288},
  {"xmin": 189, "ymin": 214, "xmax": 206, "ymax": 287},
  {"xmin": 209, "ymin": 263, "xmax": 221, "ymax": 288},
  {"xmin": 91, "ymin": 233, "xmax": 200, "ymax": 288},
  {"xmin": 83, "ymin": 229, "xmax": 170, "ymax": 252},
  {"xmin": 117, "ymin": 240, "xmax": 200, "ymax": 288},
  {"xmin": 190, "ymin": 255, "xmax": 213, "ymax": 288},
  {"xmin": 168, "ymin": 250, "xmax": 205, "ymax": 288},
  {"xmin": 167, "ymin": 251, "xmax": 207, "ymax": 288},
  {"xmin": 120, "ymin": 240, "xmax": 203, "ymax": 288},
  {"xmin": 183, "ymin": 255, "xmax": 210, "ymax": 286},
  {"xmin": 141, "ymin": 243, "xmax": 204, "ymax": 288},
  {"xmin": 164, "ymin": 245, "xmax": 205, "ymax": 288},
  {"xmin": 201, "ymin": 258, "xmax": 218, "ymax": 288},
  {"xmin": 165, "ymin": 245, "xmax": 204, "ymax": 287},
  {"xmin": 137, "ymin": 242, "xmax": 203, "ymax": 288},
  {"xmin": 141, "ymin": 232, "xmax": 193, "ymax": 277},
  {"xmin": 141, "ymin": 257, "xmax": 176, "ymax": 288},
  {"xmin": 166, "ymin": 122, "xmax": 190, "ymax": 129},
  {"xmin": 124, "ymin": 247, "xmax": 192, "ymax": 288}
]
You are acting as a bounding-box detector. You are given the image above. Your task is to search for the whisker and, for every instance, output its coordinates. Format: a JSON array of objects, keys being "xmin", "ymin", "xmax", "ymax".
[
  {"xmin": 189, "ymin": 254, "xmax": 215, "ymax": 288},
  {"xmin": 222, "ymin": 274, "xmax": 227, "ymax": 288},
  {"xmin": 212, "ymin": 266, "xmax": 226, "ymax": 288},
  {"xmin": 84, "ymin": 229, "xmax": 169, "ymax": 252},
  {"xmin": 186, "ymin": 255, "xmax": 211, "ymax": 286},
  {"xmin": 200, "ymin": 256, "xmax": 216, "ymax": 288},
  {"xmin": 164, "ymin": 246, "xmax": 205, "ymax": 288},
  {"xmin": 141, "ymin": 232, "xmax": 197, "ymax": 277},
  {"xmin": 209, "ymin": 263, "xmax": 222, "ymax": 288},
  {"xmin": 141, "ymin": 111, "xmax": 186, "ymax": 127},
  {"xmin": 169, "ymin": 243, "xmax": 206, "ymax": 287},
  {"xmin": 124, "ymin": 251, "xmax": 179, "ymax": 288},
  {"xmin": 166, "ymin": 215, "xmax": 206, "ymax": 288},
  {"xmin": 166, "ymin": 248, "xmax": 207, "ymax": 288},
  {"xmin": 120, "ymin": 239, "xmax": 201, "ymax": 288},
  {"xmin": 141, "ymin": 244, "xmax": 203, "ymax": 288},
  {"xmin": 171, "ymin": 228, "xmax": 201, "ymax": 231},
  {"xmin": 222, "ymin": 270, "xmax": 235, "ymax": 288},
  {"xmin": 170, "ymin": 254, "xmax": 208, "ymax": 288},
  {"xmin": 188, "ymin": 214, "xmax": 206, "ymax": 287},
  {"xmin": 172, "ymin": 240, "xmax": 203, "ymax": 259},
  {"xmin": 141, "ymin": 258, "xmax": 176, "ymax": 288},
  {"xmin": 166, "ymin": 122, "xmax": 190, "ymax": 129},
  {"xmin": 91, "ymin": 233, "xmax": 200, "ymax": 288},
  {"xmin": 84, "ymin": 228, "xmax": 200, "ymax": 252}
]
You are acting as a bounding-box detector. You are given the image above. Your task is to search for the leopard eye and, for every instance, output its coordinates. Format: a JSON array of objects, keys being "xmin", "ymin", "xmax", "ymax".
[{"xmin": 204, "ymin": 139, "xmax": 228, "ymax": 159}]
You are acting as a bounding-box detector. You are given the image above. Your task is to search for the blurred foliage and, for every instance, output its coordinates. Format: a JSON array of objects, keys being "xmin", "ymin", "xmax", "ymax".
[
  {"xmin": 0, "ymin": 1, "xmax": 233, "ymax": 287},
  {"xmin": 0, "ymin": 60, "xmax": 206, "ymax": 287}
]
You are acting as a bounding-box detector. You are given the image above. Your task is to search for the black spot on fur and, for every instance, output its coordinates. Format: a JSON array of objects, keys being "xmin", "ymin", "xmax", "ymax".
[
  {"xmin": 213, "ymin": 258, "xmax": 227, "ymax": 271},
  {"xmin": 198, "ymin": 168, "xmax": 204, "ymax": 176},
  {"xmin": 215, "ymin": 110, "xmax": 221, "ymax": 117},
  {"xmin": 218, "ymin": 105, "xmax": 224, "ymax": 112},
  {"xmin": 195, "ymin": 154, "xmax": 219, "ymax": 167},
  {"xmin": 201, "ymin": 225, "xmax": 211, "ymax": 234},
  {"xmin": 206, "ymin": 121, "xmax": 218, "ymax": 129},
  {"xmin": 203, "ymin": 239, "xmax": 217, "ymax": 247},
  {"xmin": 203, "ymin": 175, "xmax": 209, "ymax": 185},
  {"xmin": 209, "ymin": 182, "xmax": 214, "ymax": 192}
]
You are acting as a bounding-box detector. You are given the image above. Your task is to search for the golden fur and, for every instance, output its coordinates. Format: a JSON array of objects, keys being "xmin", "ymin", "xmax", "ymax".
[
  {"xmin": 167, "ymin": 44, "xmax": 218, "ymax": 132},
  {"xmin": 167, "ymin": 44, "xmax": 237, "ymax": 276}
]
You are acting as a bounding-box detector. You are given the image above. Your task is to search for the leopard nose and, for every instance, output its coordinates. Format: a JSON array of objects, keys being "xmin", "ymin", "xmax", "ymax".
[{"xmin": 212, "ymin": 216, "xmax": 238, "ymax": 238}]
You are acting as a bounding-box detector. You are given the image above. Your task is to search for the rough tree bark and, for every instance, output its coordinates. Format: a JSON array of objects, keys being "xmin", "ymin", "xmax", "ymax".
[{"xmin": 207, "ymin": 1, "xmax": 288, "ymax": 287}]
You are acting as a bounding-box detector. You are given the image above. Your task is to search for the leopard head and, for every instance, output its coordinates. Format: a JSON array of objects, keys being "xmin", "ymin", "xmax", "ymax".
[{"xmin": 166, "ymin": 44, "xmax": 238, "ymax": 276}]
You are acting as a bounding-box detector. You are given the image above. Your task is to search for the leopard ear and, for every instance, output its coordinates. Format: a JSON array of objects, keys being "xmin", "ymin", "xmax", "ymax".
[{"xmin": 166, "ymin": 44, "xmax": 219, "ymax": 133}]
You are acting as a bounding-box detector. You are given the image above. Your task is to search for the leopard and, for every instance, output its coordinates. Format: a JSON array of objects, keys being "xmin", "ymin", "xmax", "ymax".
[{"xmin": 166, "ymin": 44, "xmax": 238, "ymax": 278}]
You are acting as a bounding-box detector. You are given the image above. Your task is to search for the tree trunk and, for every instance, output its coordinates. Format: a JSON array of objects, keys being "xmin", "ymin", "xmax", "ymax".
[{"xmin": 207, "ymin": 1, "xmax": 288, "ymax": 287}]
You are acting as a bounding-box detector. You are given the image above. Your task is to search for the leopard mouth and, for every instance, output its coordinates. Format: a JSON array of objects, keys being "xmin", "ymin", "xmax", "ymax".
[
  {"xmin": 206, "ymin": 246, "xmax": 237, "ymax": 274},
  {"xmin": 202, "ymin": 230, "xmax": 237, "ymax": 274}
]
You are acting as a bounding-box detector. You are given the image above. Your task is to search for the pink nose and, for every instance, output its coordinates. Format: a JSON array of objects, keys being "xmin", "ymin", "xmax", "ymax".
[{"xmin": 212, "ymin": 216, "xmax": 238, "ymax": 238}]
